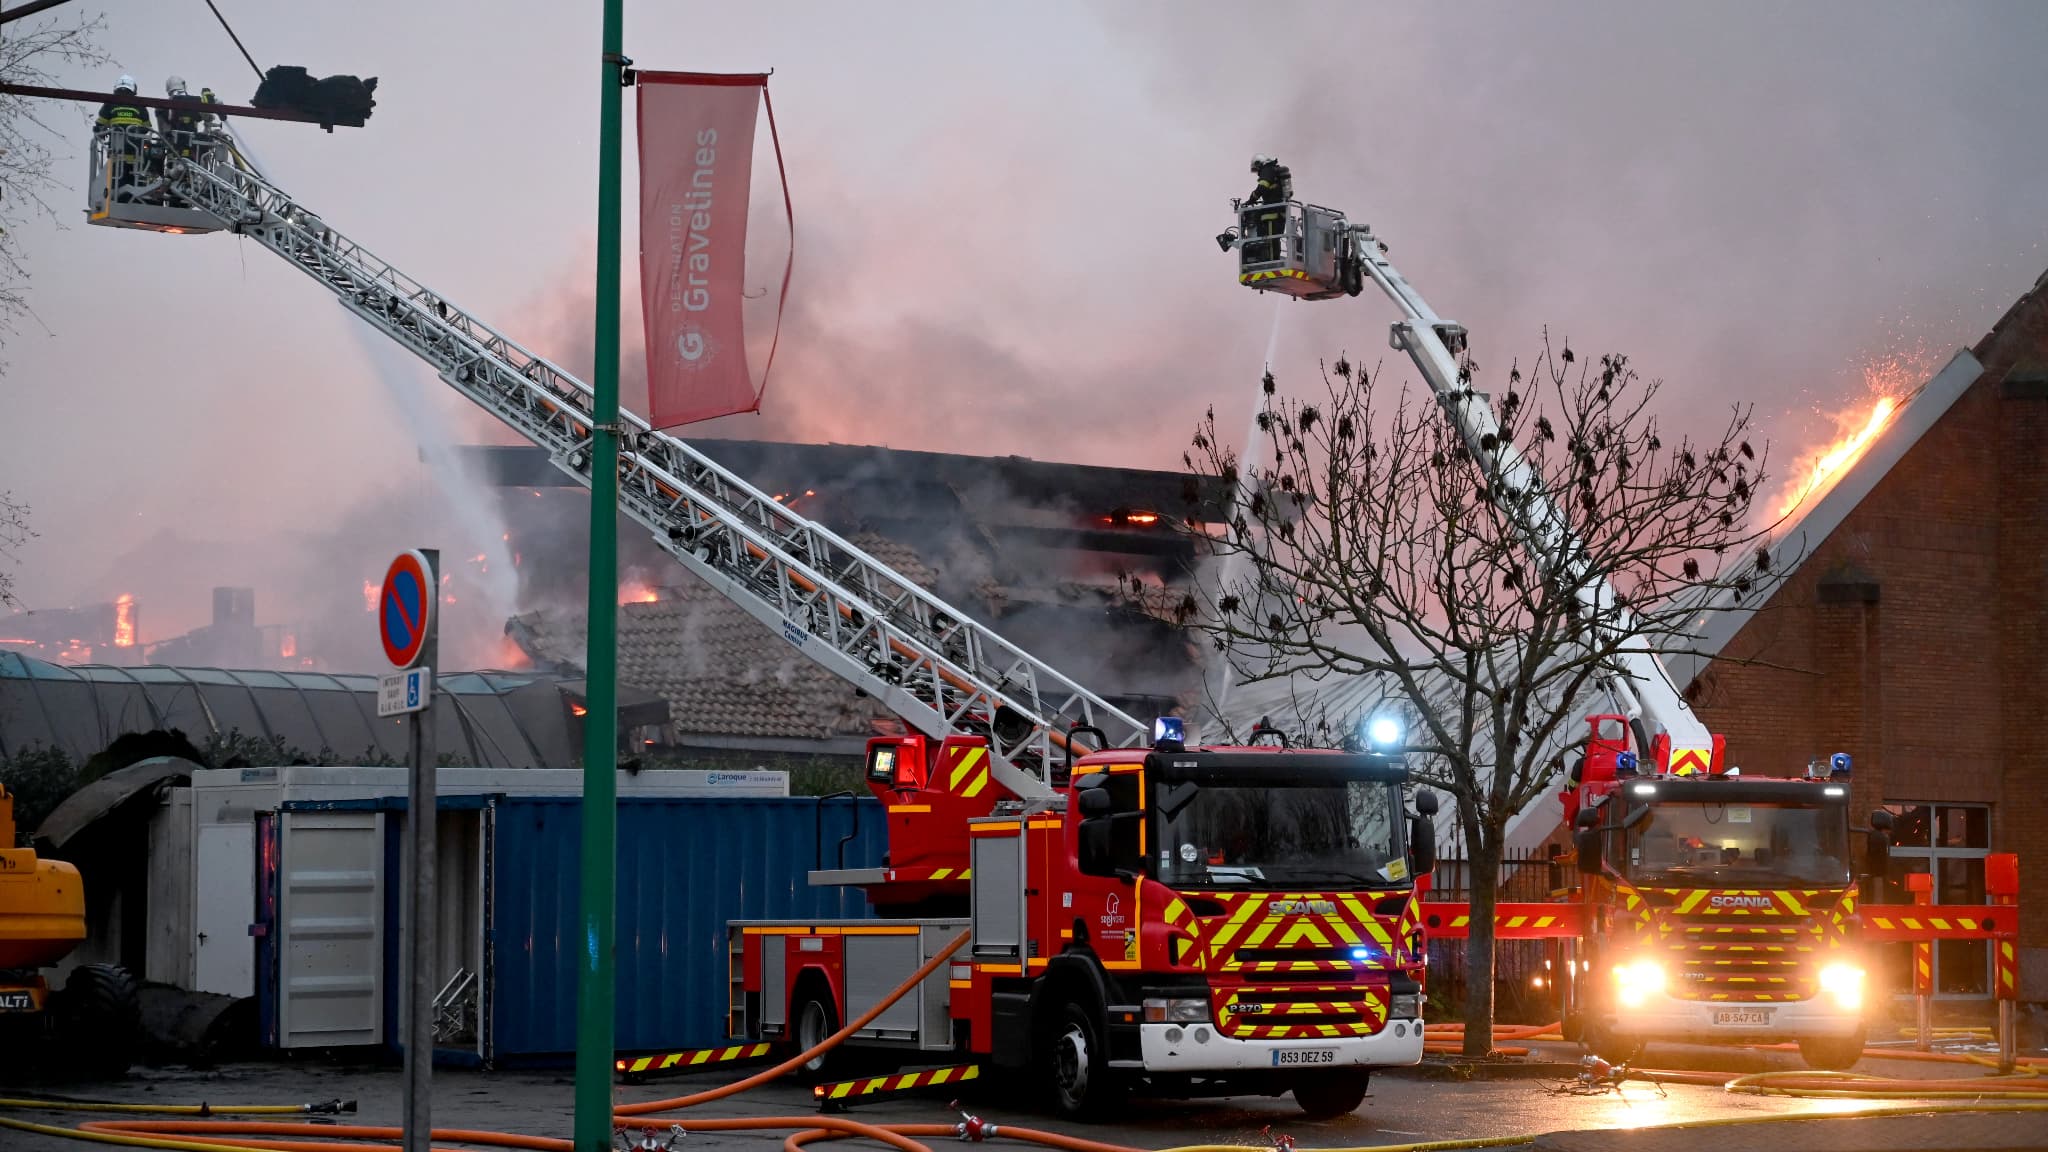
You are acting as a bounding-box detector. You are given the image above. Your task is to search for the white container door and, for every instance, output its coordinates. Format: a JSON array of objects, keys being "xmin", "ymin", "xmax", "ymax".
[
  {"xmin": 194, "ymin": 821, "xmax": 255, "ymax": 997},
  {"xmin": 277, "ymin": 810, "xmax": 385, "ymax": 1048}
]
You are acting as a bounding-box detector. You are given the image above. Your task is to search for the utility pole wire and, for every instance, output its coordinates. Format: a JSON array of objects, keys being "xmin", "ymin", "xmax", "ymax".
[{"xmin": 200, "ymin": 0, "xmax": 264, "ymax": 82}]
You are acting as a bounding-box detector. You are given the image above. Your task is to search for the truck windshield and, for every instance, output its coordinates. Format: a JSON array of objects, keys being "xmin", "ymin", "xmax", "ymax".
[
  {"xmin": 1625, "ymin": 802, "xmax": 1851, "ymax": 887},
  {"xmin": 1154, "ymin": 780, "xmax": 1407, "ymax": 889}
]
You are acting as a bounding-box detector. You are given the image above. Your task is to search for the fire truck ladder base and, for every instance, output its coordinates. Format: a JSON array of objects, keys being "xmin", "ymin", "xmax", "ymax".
[{"xmin": 812, "ymin": 1064, "xmax": 981, "ymax": 1112}]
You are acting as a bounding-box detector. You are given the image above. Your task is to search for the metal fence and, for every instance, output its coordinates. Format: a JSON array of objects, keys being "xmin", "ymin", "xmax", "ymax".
[{"xmin": 1425, "ymin": 847, "xmax": 1568, "ymax": 1023}]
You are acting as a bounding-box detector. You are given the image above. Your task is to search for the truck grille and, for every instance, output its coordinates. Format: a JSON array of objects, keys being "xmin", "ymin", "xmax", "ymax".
[
  {"xmin": 1215, "ymin": 983, "xmax": 1388, "ymax": 1039},
  {"xmin": 1663, "ymin": 917, "xmax": 1816, "ymax": 1001}
]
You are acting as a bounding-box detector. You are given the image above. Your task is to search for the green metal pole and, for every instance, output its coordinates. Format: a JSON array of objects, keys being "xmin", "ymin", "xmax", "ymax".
[{"xmin": 573, "ymin": 0, "xmax": 625, "ymax": 1147}]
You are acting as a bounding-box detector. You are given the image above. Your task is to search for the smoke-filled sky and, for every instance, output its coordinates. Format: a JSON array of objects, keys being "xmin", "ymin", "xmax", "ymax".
[{"xmin": 6, "ymin": 0, "xmax": 2047, "ymax": 665}]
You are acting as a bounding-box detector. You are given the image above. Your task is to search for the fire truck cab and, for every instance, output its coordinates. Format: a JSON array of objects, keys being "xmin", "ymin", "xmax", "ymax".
[
  {"xmin": 1565, "ymin": 717, "xmax": 1893, "ymax": 1069},
  {"xmin": 730, "ymin": 724, "xmax": 1439, "ymax": 1119}
]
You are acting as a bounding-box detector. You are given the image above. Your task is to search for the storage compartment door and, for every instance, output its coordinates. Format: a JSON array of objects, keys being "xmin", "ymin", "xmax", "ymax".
[{"xmin": 276, "ymin": 810, "xmax": 385, "ymax": 1048}]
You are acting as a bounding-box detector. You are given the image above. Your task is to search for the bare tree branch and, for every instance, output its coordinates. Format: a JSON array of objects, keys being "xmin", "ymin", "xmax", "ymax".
[
  {"xmin": 0, "ymin": 10, "xmax": 113, "ymax": 355},
  {"xmin": 1169, "ymin": 335, "xmax": 1798, "ymax": 1054}
]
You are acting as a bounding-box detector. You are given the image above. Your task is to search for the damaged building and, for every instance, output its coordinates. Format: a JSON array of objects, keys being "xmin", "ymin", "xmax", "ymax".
[{"xmin": 484, "ymin": 440, "xmax": 1231, "ymax": 772}]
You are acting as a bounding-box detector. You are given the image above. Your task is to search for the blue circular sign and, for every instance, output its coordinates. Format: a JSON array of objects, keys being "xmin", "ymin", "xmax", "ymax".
[{"xmin": 379, "ymin": 550, "xmax": 435, "ymax": 668}]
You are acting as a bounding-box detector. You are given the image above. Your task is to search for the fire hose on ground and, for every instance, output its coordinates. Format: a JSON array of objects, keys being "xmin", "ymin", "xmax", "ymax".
[{"xmin": 7, "ymin": 951, "xmax": 2048, "ymax": 1152}]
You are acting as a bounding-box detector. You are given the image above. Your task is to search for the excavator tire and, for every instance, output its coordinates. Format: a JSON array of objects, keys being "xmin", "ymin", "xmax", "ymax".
[{"xmin": 52, "ymin": 964, "xmax": 140, "ymax": 1078}]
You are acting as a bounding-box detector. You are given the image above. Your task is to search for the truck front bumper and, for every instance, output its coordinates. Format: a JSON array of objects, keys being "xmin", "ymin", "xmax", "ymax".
[
  {"xmin": 1136, "ymin": 1017, "xmax": 1425, "ymax": 1072},
  {"xmin": 1605, "ymin": 992, "xmax": 1861, "ymax": 1041}
]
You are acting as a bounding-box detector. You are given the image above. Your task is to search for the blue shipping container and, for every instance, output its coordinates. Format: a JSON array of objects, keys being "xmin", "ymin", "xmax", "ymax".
[{"xmin": 490, "ymin": 795, "xmax": 883, "ymax": 1063}]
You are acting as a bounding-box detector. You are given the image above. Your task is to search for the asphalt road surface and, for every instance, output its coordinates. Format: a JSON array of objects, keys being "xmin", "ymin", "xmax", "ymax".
[{"xmin": 1, "ymin": 1044, "xmax": 2039, "ymax": 1152}]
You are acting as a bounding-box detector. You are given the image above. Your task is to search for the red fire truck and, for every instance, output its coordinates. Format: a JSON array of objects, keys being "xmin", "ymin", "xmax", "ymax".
[{"xmin": 728, "ymin": 723, "xmax": 1440, "ymax": 1119}]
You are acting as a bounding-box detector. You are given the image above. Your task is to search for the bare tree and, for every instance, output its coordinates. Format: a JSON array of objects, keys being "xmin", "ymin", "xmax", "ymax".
[
  {"xmin": 0, "ymin": 12, "xmax": 108, "ymax": 606},
  {"xmin": 0, "ymin": 8, "xmax": 112, "ymax": 349},
  {"xmin": 0, "ymin": 490, "xmax": 29, "ymax": 607},
  {"xmin": 1176, "ymin": 339, "xmax": 1787, "ymax": 1055}
]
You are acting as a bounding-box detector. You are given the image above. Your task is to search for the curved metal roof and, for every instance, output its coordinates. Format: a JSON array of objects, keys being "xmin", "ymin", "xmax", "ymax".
[{"xmin": 0, "ymin": 653, "xmax": 594, "ymax": 767}]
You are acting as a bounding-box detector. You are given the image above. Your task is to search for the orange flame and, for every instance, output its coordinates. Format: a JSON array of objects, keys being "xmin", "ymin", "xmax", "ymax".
[
  {"xmin": 571, "ymin": 702, "xmax": 589, "ymax": 717},
  {"xmin": 1774, "ymin": 395, "xmax": 1899, "ymax": 518},
  {"xmin": 620, "ymin": 582, "xmax": 659, "ymax": 605},
  {"xmin": 280, "ymin": 632, "xmax": 297, "ymax": 659},
  {"xmin": 112, "ymin": 594, "xmax": 136, "ymax": 648}
]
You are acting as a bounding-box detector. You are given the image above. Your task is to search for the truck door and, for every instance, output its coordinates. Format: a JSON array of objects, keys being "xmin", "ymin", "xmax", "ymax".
[{"xmin": 1070, "ymin": 767, "xmax": 1145, "ymax": 970}]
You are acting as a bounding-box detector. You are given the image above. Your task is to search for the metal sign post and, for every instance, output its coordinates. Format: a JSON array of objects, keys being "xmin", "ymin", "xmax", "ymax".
[{"xmin": 379, "ymin": 548, "xmax": 438, "ymax": 1152}]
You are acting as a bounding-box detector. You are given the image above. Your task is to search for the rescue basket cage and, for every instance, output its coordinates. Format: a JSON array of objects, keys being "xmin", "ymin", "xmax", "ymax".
[
  {"xmin": 1234, "ymin": 199, "xmax": 1360, "ymax": 300},
  {"xmin": 86, "ymin": 123, "xmax": 230, "ymax": 235}
]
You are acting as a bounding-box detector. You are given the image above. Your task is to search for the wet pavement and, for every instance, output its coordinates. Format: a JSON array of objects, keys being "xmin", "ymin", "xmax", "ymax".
[{"xmin": 2, "ymin": 1044, "xmax": 2040, "ymax": 1151}]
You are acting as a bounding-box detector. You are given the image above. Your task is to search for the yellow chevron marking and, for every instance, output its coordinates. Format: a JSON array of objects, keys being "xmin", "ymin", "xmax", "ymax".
[
  {"xmin": 962, "ymin": 766, "xmax": 991, "ymax": 799},
  {"xmin": 1276, "ymin": 920, "xmax": 1329, "ymax": 948},
  {"xmin": 1164, "ymin": 898, "xmax": 1188, "ymax": 923},
  {"xmin": 930, "ymin": 868, "xmax": 953, "ymax": 880},
  {"xmin": 948, "ymin": 747, "xmax": 986, "ymax": 789},
  {"xmin": 1675, "ymin": 890, "xmax": 1709, "ymax": 914}
]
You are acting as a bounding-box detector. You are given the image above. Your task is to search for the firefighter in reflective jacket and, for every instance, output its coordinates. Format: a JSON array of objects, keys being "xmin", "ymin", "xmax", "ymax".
[
  {"xmin": 1244, "ymin": 154, "xmax": 1293, "ymax": 264},
  {"xmin": 94, "ymin": 75, "xmax": 150, "ymax": 199}
]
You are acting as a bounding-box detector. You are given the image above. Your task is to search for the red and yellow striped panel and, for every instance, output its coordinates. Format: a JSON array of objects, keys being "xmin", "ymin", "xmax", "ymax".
[
  {"xmin": 813, "ymin": 1064, "xmax": 979, "ymax": 1107},
  {"xmin": 942, "ymin": 744, "xmax": 991, "ymax": 800},
  {"xmin": 616, "ymin": 1042, "xmax": 772, "ymax": 1078}
]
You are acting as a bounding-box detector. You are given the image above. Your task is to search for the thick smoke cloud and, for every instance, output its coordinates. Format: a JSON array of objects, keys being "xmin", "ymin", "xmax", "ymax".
[{"xmin": 4, "ymin": 1, "xmax": 2044, "ymax": 680}]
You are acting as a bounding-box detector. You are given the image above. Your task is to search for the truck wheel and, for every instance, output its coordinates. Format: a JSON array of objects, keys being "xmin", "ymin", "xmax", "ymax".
[
  {"xmin": 52, "ymin": 964, "xmax": 140, "ymax": 1079},
  {"xmin": 790, "ymin": 989, "xmax": 844, "ymax": 1085},
  {"xmin": 1797, "ymin": 1030, "xmax": 1867, "ymax": 1071},
  {"xmin": 1293, "ymin": 1069, "xmax": 1370, "ymax": 1119},
  {"xmin": 1043, "ymin": 1000, "xmax": 1124, "ymax": 1121}
]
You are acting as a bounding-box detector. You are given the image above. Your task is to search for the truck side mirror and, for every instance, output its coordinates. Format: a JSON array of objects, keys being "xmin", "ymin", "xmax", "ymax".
[
  {"xmin": 1077, "ymin": 787, "xmax": 1112, "ymax": 818},
  {"xmin": 1409, "ymin": 814, "xmax": 1436, "ymax": 877},
  {"xmin": 1079, "ymin": 819, "xmax": 1114, "ymax": 876},
  {"xmin": 1575, "ymin": 828, "xmax": 1603, "ymax": 874}
]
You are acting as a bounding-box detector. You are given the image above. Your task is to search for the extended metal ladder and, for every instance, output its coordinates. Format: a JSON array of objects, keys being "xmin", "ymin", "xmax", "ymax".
[{"xmin": 164, "ymin": 149, "xmax": 1145, "ymax": 795}]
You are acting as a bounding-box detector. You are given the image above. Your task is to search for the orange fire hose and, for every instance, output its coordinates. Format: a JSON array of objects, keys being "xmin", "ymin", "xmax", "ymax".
[{"xmin": 4, "ymin": 927, "xmax": 1155, "ymax": 1152}]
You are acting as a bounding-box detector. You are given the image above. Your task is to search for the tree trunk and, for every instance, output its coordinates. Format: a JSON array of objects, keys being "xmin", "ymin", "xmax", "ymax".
[{"xmin": 1459, "ymin": 829, "xmax": 1507, "ymax": 1058}]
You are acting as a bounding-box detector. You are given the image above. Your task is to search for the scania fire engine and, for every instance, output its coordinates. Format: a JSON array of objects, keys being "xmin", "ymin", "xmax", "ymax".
[
  {"xmin": 732, "ymin": 721, "xmax": 1440, "ymax": 1119},
  {"xmin": 1221, "ymin": 169, "xmax": 1900, "ymax": 1068}
]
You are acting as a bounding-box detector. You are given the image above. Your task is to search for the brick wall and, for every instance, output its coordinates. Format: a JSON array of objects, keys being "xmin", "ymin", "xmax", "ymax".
[{"xmin": 1690, "ymin": 272, "xmax": 2048, "ymax": 970}]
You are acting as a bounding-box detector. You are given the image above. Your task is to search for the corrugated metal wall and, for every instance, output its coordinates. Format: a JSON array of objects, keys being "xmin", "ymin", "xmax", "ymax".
[{"xmin": 490, "ymin": 795, "xmax": 882, "ymax": 1063}]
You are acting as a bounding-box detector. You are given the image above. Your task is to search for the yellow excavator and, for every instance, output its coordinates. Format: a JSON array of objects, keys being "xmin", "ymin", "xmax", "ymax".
[{"xmin": 0, "ymin": 783, "xmax": 138, "ymax": 1076}]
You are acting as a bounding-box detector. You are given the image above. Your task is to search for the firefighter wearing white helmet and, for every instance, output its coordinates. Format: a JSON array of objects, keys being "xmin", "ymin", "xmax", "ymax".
[
  {"xmin": 157, "ymin": 75, "xmax": 206, "ymax": 164},
  {"xmin": 1243, "ymin": 154, "xmax": 1293, "ymax": 263},
  {"xmin": 95, "ymin": 75, "xmax": 151, "ymax": 198}
]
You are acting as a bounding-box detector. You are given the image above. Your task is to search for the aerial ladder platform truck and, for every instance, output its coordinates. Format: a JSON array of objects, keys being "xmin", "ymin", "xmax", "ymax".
[
  {"xmin": 88, "ymin": 125, "xmax": 1445, "ymax": 1118},
  {"xmin": 1220, "ymin": 170, "xmax": 2023, "ymax": 1070}
]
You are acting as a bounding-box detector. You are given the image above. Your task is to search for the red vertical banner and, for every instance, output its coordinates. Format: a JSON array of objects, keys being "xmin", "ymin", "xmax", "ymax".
[{"xmin": 637, "ymin": 72, "xmax": 787, "ymax": 430}]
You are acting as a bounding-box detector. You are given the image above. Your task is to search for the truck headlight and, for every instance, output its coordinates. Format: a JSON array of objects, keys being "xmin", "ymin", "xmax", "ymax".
[
  {"xmin": 1143, "ymin": 997, "xmax": 1210, "ymax": 1023},
  {"xmin": 1818, "ymin": 962, "xmax": 1864, "ymax": 1011},
  {"xmin": 1611, "ymin": 960, "xmax": 1666, "ymax": 1008},
  {"xmin": 1389, "ymin": 992, "xmax": 1422, "ymax": 1019}
]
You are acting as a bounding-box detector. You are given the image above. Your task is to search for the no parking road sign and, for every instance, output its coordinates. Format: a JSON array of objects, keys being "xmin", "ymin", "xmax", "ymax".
[
  {"xmin": 377, "ymin": 549, "xmax": 438, "ymax": 717},
  {"xmin": 380, "ymin": 549, "xmax": 436, "ymax": 669}
]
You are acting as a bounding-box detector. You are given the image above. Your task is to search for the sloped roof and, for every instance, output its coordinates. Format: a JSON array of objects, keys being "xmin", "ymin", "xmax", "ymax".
[
  {"xmin": 509, "ymin": 532, "xmax": 923, "ymax": 743},
  {"xmin": 1663, "ymin": 266, "xmax": 2048, "ymax": 685}
]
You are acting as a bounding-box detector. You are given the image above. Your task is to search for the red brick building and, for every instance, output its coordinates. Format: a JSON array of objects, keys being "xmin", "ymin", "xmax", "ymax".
[{"xmin": 1670, "ymin": 268, "xmax": 2048, "ymax": 1004}]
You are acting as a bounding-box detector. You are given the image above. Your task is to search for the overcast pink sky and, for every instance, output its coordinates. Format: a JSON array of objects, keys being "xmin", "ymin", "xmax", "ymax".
[{"xmin": 6, "ymin": 0, "xmax": 2046, "ymax": 662}]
